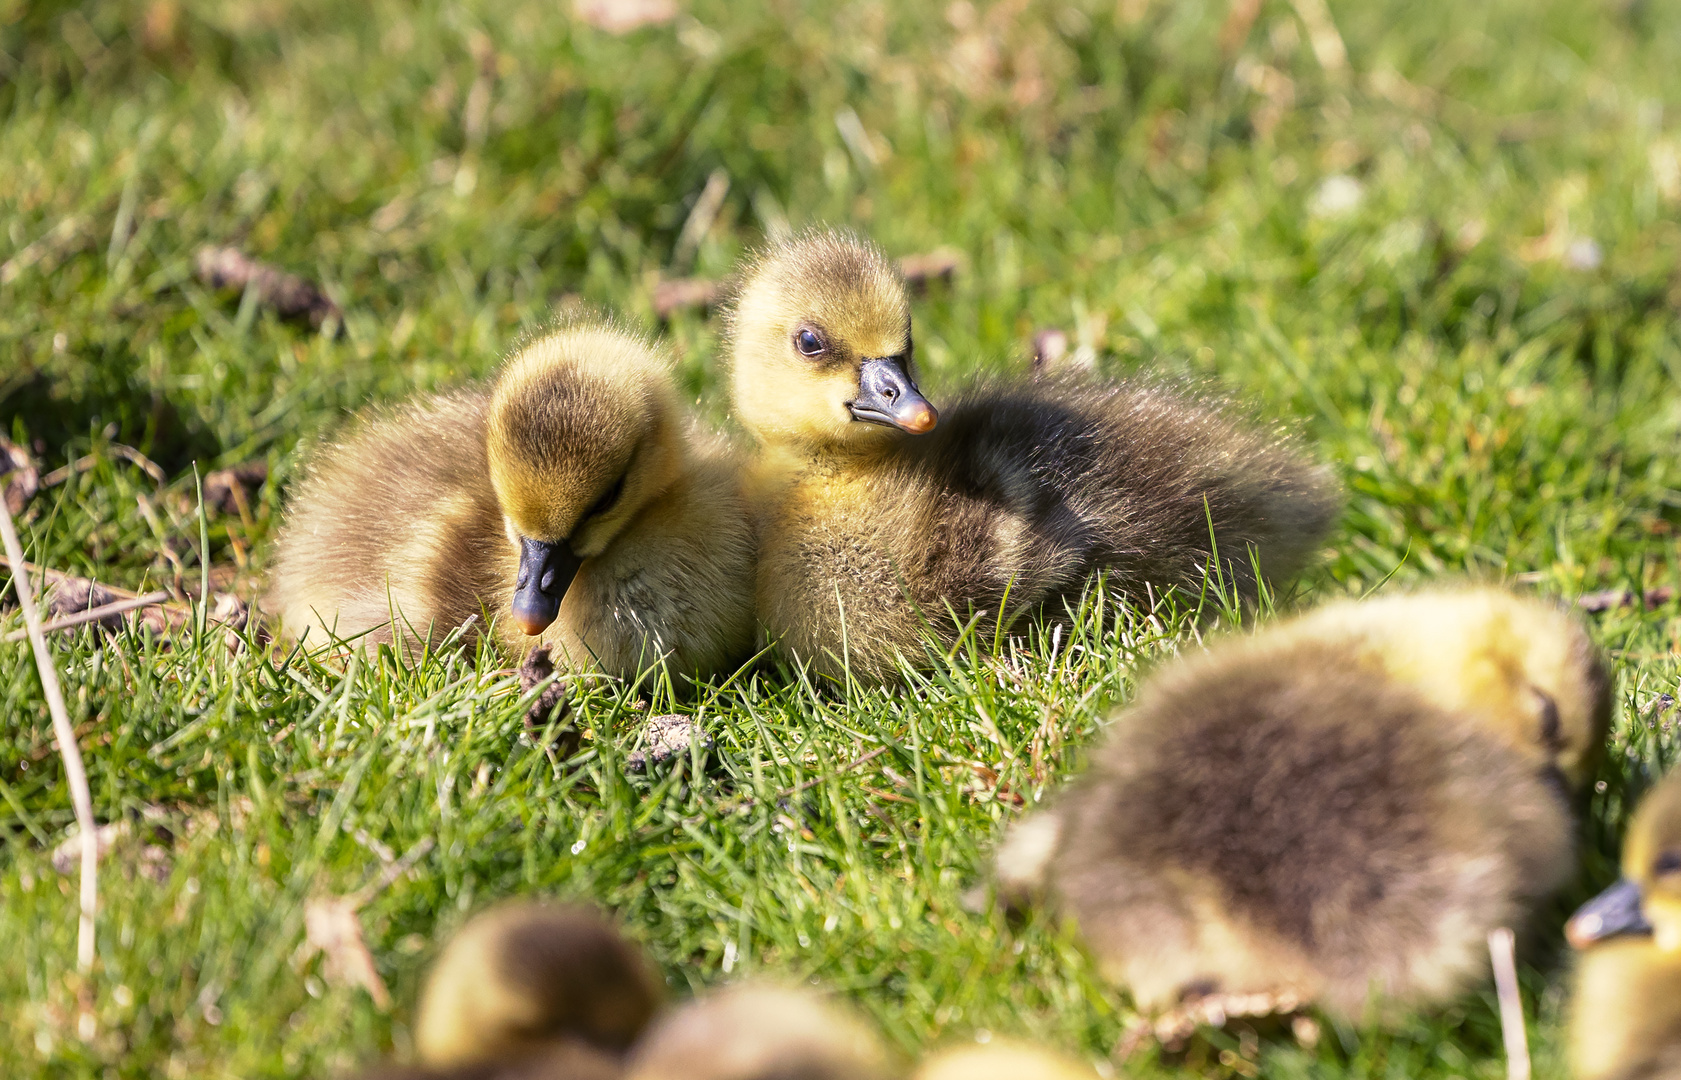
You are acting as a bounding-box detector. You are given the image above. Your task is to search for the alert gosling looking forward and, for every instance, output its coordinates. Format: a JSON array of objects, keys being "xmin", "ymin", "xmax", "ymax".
[
  {"xmin": 264, "ymin": 322, "xmax": 756, "ymax": 681},
  {"xmin": 728, "ymin": 230, "xmax": 1341, "ymax": 682},
  {"xmin": 1569, "ymin": 769, "xmax": 1681, "ymax": 1080},
  {"xmin": 995, "ymin": 587, "xmax": 1610, "ymax": 1025}
]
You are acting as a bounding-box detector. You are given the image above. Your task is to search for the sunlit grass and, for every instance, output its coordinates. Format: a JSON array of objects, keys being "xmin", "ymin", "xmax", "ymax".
[{"xmin": 2, "ymin": 0, "xmax": 1680, "ymax": 1076}]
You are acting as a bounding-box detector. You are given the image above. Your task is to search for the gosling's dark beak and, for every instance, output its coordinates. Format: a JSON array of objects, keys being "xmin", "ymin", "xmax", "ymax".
[
  {"xmin": 1567, "ymin": 877, "xmax": 1652, "ymax": 949},
  {"xmin": 849, "ymin": 357, "xmax": 938, "ymax": 434},
  {"xmin": 511, "ymin": 537, "xmax": 583, "ymax": 636}
]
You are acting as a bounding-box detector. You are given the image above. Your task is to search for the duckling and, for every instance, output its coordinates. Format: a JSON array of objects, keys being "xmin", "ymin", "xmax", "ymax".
[
  {"xmin": 415, "ymin": 900, "xmax": 662, "ymax": 1069},
  {"xmin": 996, "ymin": 587, "xmax": 1609, "ymax": 1023},
  {"xmin": 264, "ymin": 321, "xmax": 756, "ymax": 681},
  {"xmin": 1568, "ymin": 769, "xmax": 1681, "ymax": 1080},
  {"xmin": 727, "ymin": 230, "xmax": 1341, "ymax": 681},
  {"xmin": 625, "ymin": 984, "xmax": 895, "ymax": 1080},
  {"xmin": 358, "ymin": 1041, "xmax": 622, "ymax": 1080},
  {"xmin": 912, "ymin": 1040, "xmax": 1095, "ymax": 1080}
]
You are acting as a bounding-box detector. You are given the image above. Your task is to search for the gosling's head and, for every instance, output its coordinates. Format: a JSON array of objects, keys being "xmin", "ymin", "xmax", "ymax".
[
  {"xmin": 1569, "ymin": 772, "xmax": 1681, "ymax": 954},
  {"xmin": 488, "ymin": 324, "xmax": 682, "ymax": 636},
  {"xmin": 727, "ymin": 230, "xmax": 937, "ymax": 451},
  {"xmin": 1315, "ymin": 588, "xmax": 1613, "ymax": 790},
  {"xmin": 415, "ymin": 899, "xmax": 662, "ymax": 1068}
]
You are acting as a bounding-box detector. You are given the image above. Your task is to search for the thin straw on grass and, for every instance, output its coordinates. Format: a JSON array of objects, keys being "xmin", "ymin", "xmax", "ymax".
[
  {"xmin": 1488, "ymin": 927, "xmax": 1531, "ymax": 1080},
  {"xmin": 0, "ymin": 501, "xmax": 99, "ymax": 978}
]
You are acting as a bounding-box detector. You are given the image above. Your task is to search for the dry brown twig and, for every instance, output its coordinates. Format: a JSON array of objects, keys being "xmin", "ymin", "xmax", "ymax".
[
  {"xmin": 0, "ymin": 554, "xmax": 255, "ymax": 649},
  {"xmin": 0, "ymin": 500, "xmax": 100, "ymax": 1013},
  {"xmin": 40, "ymin": 444, "xmax": 166, "ymax": 489},
  {"xmin": 195, "ymin": 246, "xmax": 342, "ymax": 329}
]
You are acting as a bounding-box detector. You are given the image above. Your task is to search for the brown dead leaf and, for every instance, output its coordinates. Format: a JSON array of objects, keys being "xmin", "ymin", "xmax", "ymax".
[
  {"xmin": 1578, "ymin": 586, "xmax": 1676, "ymax": 613},
  {"xmin": 898, "ymin": 247, "xmax": 963, "ymax": 293},
  {"xmin": 574, "ymin": 0, "xmax": 678, "ymax": 33},
  {"xmin": 300, "ymin": 896, "xmax": 391, "ymax": 1009},
  {"xmin": 1, "ymin": 438, "xmax": 39, "ymax": 515},
  {"xmin": 651, "ymin": 276, "xmax": 722, "ymax": 319},
  {"xmin": 202, "ymin": 461, "xmax": 268, "ymax": 516},
  {"xmin": 195, "ymin": 246, "xmax": 342, "ymax": 329},
  {"xmin": 1031, "ymin": 328, "xmax": 1069, "ymax": 371}
]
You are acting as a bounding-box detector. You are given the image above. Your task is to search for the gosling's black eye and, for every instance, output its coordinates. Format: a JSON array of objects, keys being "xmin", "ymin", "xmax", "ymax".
[
  {"xmin": 589, "ymin": 473, "xmax": 626, "ymax": 518},
  {"xmin": 1656, "ymin": 851, "xmax": 1681, "ymax": 876},
  {"xmin": 795, "ymin": 328, "xmax": 826, "ymax": 357}
]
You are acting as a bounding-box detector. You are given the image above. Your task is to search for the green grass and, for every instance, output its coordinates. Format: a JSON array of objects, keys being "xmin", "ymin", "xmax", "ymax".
[{"xmin": 2, "ymin": 0, "xmax": 1680, "ymax": 1075}]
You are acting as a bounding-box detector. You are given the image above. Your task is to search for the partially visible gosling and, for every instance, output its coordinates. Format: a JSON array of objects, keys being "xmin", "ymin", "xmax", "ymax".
[
  {"xmin": 415, "ymin": 901, "xmax": 661, "ymax": 1070},
  {"xmin": 913, "ymin": 1040, "xmax": 1095, "ymax": 1080},
  {"xmin": 728, "ymin": 230, "xmax": 1340, "ymax": 682},
  {"xmin": 264, "ymin": 322, "xmax": 756, "ymax": 681},
  {"xmin": 1569, "ymin": 770, "xmax": 1681, "ymax": 1080},
  {"xmin": 626, "ymin": 984, "xmax": 894, "ymax": 1080},
  {"xmin": 997, "ymin": 587, "xmax": 1609, "ymax": 1022}
]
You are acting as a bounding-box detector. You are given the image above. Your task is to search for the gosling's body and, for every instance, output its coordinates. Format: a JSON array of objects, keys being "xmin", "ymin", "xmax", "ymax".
[
  {"xmin": 1000, "ymin": 588, "xmax": 1608, "ymax": 1020},
  {"xmin": 264, "ymin": 325, "xmax": 756, "ymax": 680},
  {"xmin": 753, "ymin": 377, "xmax": 1338, "ymax": 680},
  {"xmin": 913, "ymin": 1041, "xmax": 1095, "ymax": 1080},
  {"xmin": 626, "ymin": 984, "xmax": 894, "ymax": 1080},
  {"xmin": 729, "ymin": 231, "xmax": 1340, "ymax": 681},
  {"xmin": 1570, "ymin": 772, "xmax": 1681, "ymax": 1080}
]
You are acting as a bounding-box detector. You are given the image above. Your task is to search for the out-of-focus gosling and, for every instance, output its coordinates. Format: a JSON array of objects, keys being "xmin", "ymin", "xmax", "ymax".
[
  {"xmin": 415, "ymin": 901, "xmax": 661, "ymax": 1070},
  {"xmin": 1569, "ymin": 770, "xmax": 1681, "ymax": 1080},
  {"xmin": 626, "ymin": 984, "xmax": 895, "ymax": 1080},
  {"xmin": 912, "ymin": 1039, "xmax": 1096, "ymax": 1080}
]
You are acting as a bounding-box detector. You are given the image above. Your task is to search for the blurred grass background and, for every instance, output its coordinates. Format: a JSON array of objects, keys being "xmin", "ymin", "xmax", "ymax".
[{"xmin": 1, "ymin": 0, "xmax": 1679, "ymax": 1075}]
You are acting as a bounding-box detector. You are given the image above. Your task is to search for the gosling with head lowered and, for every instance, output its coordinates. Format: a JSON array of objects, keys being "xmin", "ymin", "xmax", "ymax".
[
  {"xmin": 727, "ymin": 230, "xmax": 1341, "ymax": 682},
  {"xmin": 264, "ymin": 321, "xmax": 755, "ymax": 682},
  {"xmin": 1568, "ymin": 769, "xmax": 1681, "ymax": 1080},
  {"xmin": 993, "ymin": 587, "xmax": 1610, "ymax": 1031}
]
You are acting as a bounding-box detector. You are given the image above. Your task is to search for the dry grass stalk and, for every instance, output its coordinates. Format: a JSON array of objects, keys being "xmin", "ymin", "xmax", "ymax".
[
  {"xmin": 1488, "ymin": 927, "xmax": 1531, "ymax": 1080},
  {"xmin": 0, "ymin": 501, "xmax": 100, "ymax": 985}
]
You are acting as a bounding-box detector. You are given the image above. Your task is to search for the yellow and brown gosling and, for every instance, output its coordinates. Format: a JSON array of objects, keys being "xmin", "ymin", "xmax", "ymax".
[
  {"xmin": 1568, "ymin": 769, "xmax": 1681, "ymax": 1080},
  {"xmin": 726, "ymin": 229, "xmax": 1341, "ymax": 682},
  {"xmin": 625, "ymin": 984, "xmax": 895, "ymax": 1080},
  {"xmin": 415, "ymin": 900, "xmax": 661, "ymax": 1070},
  {"xmin": 264, "ymin": 321, "xmax": 756, "ymax": 682},
  {"xmin": 995, "ymin": 586, "xmax": 1609, "ymax": 1026},
  {"xmin": 912, "ymin": 1039, "xmax": 1095, "ymax": 1080}
]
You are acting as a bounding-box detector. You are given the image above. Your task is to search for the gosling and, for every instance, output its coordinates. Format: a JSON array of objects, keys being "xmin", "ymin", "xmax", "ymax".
[
  {"xmin": 626, "ymin": 984, "xmax": 894, "ymax": 1080},
  {"xmin": 995, "ymin": 587, "xmax": 1609, "ymax": 1024},
  {"xmin": 913, "ymin": 1040, "xmax": 1095, "ymax": 1080},
  {"xmin": 415, "ymin": 900, "xmax": 662, "ymax": 1069},
  {"xmin": 727, "ymin": 230, "xmax": 1340, "ymax": 682},
  {"xmin": 1568, "ymin": 769, "xmax": 1681, "ymax": 1080},
  {"xmin": 264, "ymin": 322, "xmax": 756, "ymax": 681}
]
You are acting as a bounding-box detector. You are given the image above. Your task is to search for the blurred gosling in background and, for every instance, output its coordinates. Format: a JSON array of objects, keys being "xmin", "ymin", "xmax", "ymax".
[
  {"xmin": 911, "ymin": 1040, "xmax": 1097, "ymax": 1080},
  {"xmin": 626, "ymin": 983, "xmax": 895, "ymax": 1080},
  {"xmin": 727, "ymin": 229, "xmax": 1340, "ymax": 683},
  {"xmin": 415, "ymin": 901, "xmax": 661, "ymax": 1069},
  {"xmin": 1569, "ymin": 769, "xmax": 1681, "ymax": 1080},
  {"xmin": 264, "ymin": 322, "xmax": 756, "ymax": 681},
  {"xmin": 995, "ymin": 587, "xmax": 1609, "ymax": 1026}
]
